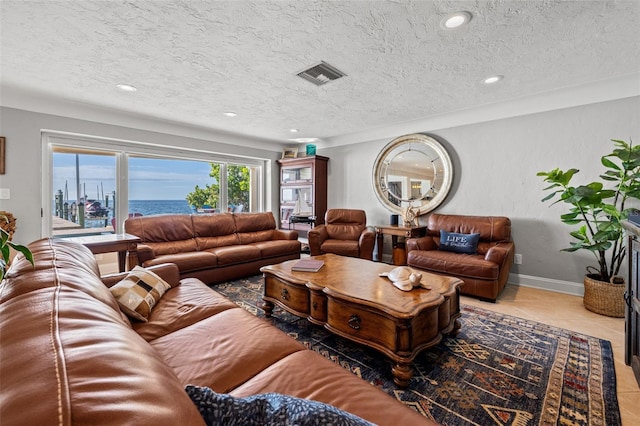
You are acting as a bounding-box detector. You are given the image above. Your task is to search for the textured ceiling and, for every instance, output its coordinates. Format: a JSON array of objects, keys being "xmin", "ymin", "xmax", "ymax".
[{"xmin": 1, "ymin": 0, "xmax": 639, "ymax": 147}]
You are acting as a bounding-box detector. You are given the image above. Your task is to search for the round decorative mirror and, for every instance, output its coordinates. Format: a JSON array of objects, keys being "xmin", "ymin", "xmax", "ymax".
[{"xmin": 372, "ymin": 133, "xmax": 453, "ymax": 216}]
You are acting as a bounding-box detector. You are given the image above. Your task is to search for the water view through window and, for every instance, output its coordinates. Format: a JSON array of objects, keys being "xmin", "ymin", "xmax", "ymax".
[{"xmin": 52, "ymin": 149, "xmax": 258, "ymax": 236}]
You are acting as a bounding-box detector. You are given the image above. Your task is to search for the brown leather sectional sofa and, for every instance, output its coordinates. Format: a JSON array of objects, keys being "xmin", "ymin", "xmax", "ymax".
[
  {"xmin": 407, "ymin": 213, "xmax": 515, "ymax": 301},
  {"xmin": 125, "ymin": 211, "xmax": 301, "ymax": 284},
  {"xmin": 0, "ymin": 239, "xmax": 434, "ymax": 425}
]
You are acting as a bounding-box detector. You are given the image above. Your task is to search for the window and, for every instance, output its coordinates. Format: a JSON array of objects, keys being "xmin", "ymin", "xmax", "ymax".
[{"xmin": 43, "ymin": 132, "xmax": 267, "ymax": 237}]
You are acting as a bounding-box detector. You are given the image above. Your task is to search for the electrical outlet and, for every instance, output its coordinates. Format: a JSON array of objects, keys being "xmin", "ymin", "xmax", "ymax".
[
  {"xmin": 0, "ymin": 188, "xmax": 10, "ymax": 199},
  {"xmin": 514, "ymin": 254, "xmax": 522, "ymax": 265}
]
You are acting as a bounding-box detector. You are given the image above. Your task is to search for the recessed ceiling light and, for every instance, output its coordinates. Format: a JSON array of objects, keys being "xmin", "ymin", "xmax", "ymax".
[
  {"xmin": 290, "ymin": 129, "xmax": 299, "ymax": 133},
  {"xmin": 289, "ymin": 138, "xmax": 318, "ymax": 144},
  {"xmin": 223, "ymin": 112, "xmax": 237, "ymax": 117},
  {"xmin": 441, "ymin": 11, "xmax": 472, "ymax": 29},
  {"xmin": 483, "ymin": 75, "xmax": 504, "ymax": 84},
  {"xmin": 116, "ymin": 83, "xmax": 137, "ymax": 92}
]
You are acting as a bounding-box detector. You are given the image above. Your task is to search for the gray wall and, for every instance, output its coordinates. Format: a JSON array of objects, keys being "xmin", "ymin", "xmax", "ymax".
[
  {"xmin": 1, "ymin": 96, "xmax": 639, "ymax": 294},
  {"xmin": 320, "ymin": 96, "xmax": 640, "ymax": 294},
  {"xmin": 0, "ymin": 107, "xmax": 281, "ymax": 244}
]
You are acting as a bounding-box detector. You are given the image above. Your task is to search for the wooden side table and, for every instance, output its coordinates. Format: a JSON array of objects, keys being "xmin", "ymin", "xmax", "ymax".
[
  {"xmin": 62, "ymin": 233, "xmax": 141, "ymax": 272},
  {"xmin": 374, "ymin": 224, "xmax": 427, "ymax": 265}
]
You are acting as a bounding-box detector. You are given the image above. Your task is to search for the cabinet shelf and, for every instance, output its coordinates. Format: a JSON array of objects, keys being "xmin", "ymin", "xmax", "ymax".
[{"xmin": 277, "ymin": 155, "xmax": 328, "ymax": 230}]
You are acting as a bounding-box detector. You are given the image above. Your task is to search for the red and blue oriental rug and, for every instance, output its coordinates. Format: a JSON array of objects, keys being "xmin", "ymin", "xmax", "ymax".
[{"xmin": 214, "ymin": 276, "xmax": 621, "ymax": 426}]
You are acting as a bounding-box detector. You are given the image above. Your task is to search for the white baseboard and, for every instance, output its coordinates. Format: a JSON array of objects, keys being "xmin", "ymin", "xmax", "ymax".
[
  {"xmin": 508, "ymin": 273, "xmax": 584, "ymax": 297},
  {"xmin": 374, "ymin": 263, "xmax": 585, "ymax": 297}
]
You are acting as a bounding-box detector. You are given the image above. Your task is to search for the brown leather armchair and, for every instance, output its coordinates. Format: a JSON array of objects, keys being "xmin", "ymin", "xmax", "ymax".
[
  {"xmin": 406, "ymin": 213, "xmax": 515, "ymax": 302},
  {"xmin": 308, "ymin": 209, "xmax": 375, "ymax": 260}
]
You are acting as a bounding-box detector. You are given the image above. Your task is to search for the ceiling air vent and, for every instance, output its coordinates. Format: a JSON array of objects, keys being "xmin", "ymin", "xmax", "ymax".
[{"xmin": 297, "ymin": 61, "xmax": 347, "ymax": 86}]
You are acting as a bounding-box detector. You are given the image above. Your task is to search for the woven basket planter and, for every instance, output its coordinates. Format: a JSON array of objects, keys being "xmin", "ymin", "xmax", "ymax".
[{"xmin": 583, "ymin": 275, "xmax": 626, "ymax": 318}]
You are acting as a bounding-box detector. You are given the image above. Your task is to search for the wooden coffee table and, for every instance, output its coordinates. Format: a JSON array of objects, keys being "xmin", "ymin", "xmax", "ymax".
[{"xmin": 260, "ymin": 253, "xmax": 462, "ymax": 387}]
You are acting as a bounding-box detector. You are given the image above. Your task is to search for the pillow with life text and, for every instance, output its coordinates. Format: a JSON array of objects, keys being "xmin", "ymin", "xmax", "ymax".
[{"xmin": 439, "ymin": 230, "xmax": 480, "ymax": 254}]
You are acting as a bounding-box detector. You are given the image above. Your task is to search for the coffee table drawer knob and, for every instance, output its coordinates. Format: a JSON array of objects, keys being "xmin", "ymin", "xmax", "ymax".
[
  {"xmin": 281, "ymin": 288, "xmax": 289, "ymax": 300},
  {"xmin": 348, "ymin": 314, "xmax": 361, "ymax": 330}
]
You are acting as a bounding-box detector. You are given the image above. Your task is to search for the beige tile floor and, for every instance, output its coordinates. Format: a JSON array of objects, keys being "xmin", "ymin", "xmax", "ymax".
[
  {"xmin": 98, "ymin": 252, "xmax": 638, "ymax": 424},
  {"xmin": 462, "ymin": 285, "xmax": 640, "ymax": 426}
]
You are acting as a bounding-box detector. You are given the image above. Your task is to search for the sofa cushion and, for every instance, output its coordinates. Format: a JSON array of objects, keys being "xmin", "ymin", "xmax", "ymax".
[
  {"xmin": 134, "ymin": 278, "xmax": 239, "ymax": 341},
  {"xmin": 149, "ymin": 308, "xmax": 305, "ymax": 393},
  {"xmin": 185, "ymin": 385, "xmax": 373, "ymax": 426},
  {"xmin": 428, "ymin": 213, "xmax": 511, "ymax": 242},
  {"xmin": 143, "ymin": 251, "xmax": 218, "ymax": 272},
  {"xmin": 321, "ymin": 239, "xmax": 360, "ymax": 258},
  {"xmin": 193, "ymin": 213, "xmax": 240, "ymax": 249},
  {"xmin": 110, "ymin": 266, "xmax": 172, "ymax": 322},
  {"xmin": 439, "ymin": 230, "xmax": 480, "ymax": 254},
  {"xmin": 229, "ymin": 350, "xmax": 430, "ymax": 426},
  {"xmin": 408, "ymin": 250, "xmax": 500, "ymax": 280},
  {"xmin": 252, "ymin": 240, "xmax": 302, "ymax": 258},
  {"xmin": 235, "ymin": 212, "xmax": 280, "ymax": 245},
  {"xmin": 208, "ymin": 245, "xmax": 261, "ymax": 266},
  {"xmin": 125, "ymin": 214, "xmax": 197, "ymax": 250},
  {"xmin": 234, "ymin": 212, "xmax": 277, "ymax": 233}
]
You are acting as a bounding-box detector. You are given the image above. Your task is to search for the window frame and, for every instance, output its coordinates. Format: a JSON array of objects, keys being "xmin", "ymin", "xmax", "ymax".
[{"xmin": 42, "ymin": 131, "xmax": 268, "ymax": 237}]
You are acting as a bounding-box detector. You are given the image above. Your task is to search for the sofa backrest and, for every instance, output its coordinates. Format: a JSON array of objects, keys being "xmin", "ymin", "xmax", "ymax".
[
  {"xmin": 125, "ymin": 214, "xmax": 198, "ymax": 255},
  {"xmin": 0, "ymin": 238, "xmax": 204, "ymax": 425},
  {"xmin": 324, "ymin": 209, "xmax": 367, "ymax": 240},
  {"xmin": 427, "ymin": 213, "xmax": 512, "ymax": 243},
  {"xmin": 235, "ymin": 211, "xmax": 278, "ymax": 244},
  {"xmin": 125, "ymin": 212, "xmax": 280, "ymax": 252},
  {"xmin": 192, "ymin": 213, "xmax": 241, "ymax": 250}
]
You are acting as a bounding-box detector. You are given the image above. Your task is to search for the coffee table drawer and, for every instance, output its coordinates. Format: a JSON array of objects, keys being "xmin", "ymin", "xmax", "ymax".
[
  {"xmin": 326, "ymin": 298, "xmax": 398, "ymax": 351},
  {"xmin": 264, "ymin": 275, "xmax": 310, "ymax": 316}
]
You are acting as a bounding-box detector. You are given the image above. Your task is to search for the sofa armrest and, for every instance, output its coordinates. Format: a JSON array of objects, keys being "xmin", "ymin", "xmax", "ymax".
[
  {"xmin": 308, "ymin": 225, "xmax": 329, "ymax": 256},
  {"xmin": 358, "ymin": 230, "xmax": 376, "ymax": 260},
  {"xmin": 101, "ymin": 263, "xmax": 182, "ymax": 288},
  {"xmin": 406, "ymin": 236, "xmax": 437, "ymax": 251},
  {"xmin": 484, "ymin": 243, "xmax": 514, "ymax": 266},
  {"xmin": 273, "ymin": 229, "xmax": 299, "ymax": 240},
  {"xmin": 135, "ymin": 243, "xmax": 155, "ymax": 264}
]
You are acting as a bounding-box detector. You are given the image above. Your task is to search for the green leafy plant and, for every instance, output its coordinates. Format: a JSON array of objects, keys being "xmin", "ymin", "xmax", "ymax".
[
  {"xmin": 538, "ymin": 139, "xmax": 640, "ymax": 283},
  {"xmin": 1, "ymin": 218, "xmax": 34, "ymax": 281},
  {"xmin": 185, "ymin": 184, "xmax": 218, "ymax": 209},
  {"xmin": 185, "ymin": 163, "xmax": 249, "ymax": 209}
]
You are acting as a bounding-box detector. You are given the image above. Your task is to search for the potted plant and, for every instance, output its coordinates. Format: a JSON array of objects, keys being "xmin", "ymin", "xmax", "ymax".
[
  {"xmin": 1, "ymin": 213, "xmax": 34, "ymax": 281},
  {"xmin": 537, "ymin": 139, "xmax": 640, "ymax": 317}
]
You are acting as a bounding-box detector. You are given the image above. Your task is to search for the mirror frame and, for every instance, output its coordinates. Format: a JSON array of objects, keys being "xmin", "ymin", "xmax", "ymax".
[{"xmin": 372, "ymin": 133, "xmax": 453, "ymax": 216}]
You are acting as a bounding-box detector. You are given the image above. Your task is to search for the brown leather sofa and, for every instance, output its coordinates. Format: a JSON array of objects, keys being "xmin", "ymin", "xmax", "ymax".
[
  {"xmin": 308, "ymin": 209, "xmax": 376, "ymax": 260},
  {"xmin": 125, "ymin": 211, "xmax": 301, "ymax": 284},
  {"xmin": 0, "ymin": 239, "xmax": 434, "ymax": 425},
  {"xmin": 406, "ymin": 213, "xmax": 515, "ymax": 301}
]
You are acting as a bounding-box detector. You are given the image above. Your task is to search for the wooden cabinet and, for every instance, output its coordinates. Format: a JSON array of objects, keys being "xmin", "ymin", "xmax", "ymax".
[
  {"xmin": 622, "ymin": 220, "xmax": 640, "ymax": 387},
  {"xmin": 277, "ymin": 155, "xmax": 328, "ymax": 230}
]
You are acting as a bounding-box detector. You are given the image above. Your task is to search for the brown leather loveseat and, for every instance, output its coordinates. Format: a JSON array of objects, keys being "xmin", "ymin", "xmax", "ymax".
[
  {"xmin": 0, "ymin": 239, "xmax": 433, "ymax": 425},
  {"xmin": 125, "ymin": 211, "xmax": 300, "ymax": 284},
  {"xmin": 406, "ymin": 213, "xmax": 515, "ymax": 301},
  {"xmin": 308, "ymin": 209, "xmax": 376, "ymax": 260}
]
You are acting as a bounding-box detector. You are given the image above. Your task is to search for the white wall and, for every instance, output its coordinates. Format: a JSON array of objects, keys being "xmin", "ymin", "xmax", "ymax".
[
  {"xmin": 320, "ymin": 96, "xmax": 640, "ymax": 294},
  {"xmin": 1, "ymin": 96, "xmax": 639, "ymax": 295}
]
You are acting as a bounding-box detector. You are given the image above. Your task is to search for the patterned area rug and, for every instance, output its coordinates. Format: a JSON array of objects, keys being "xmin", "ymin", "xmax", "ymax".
[{"xmin": 213, "ymin": 275, "xmax": 621, "ymax": 426}]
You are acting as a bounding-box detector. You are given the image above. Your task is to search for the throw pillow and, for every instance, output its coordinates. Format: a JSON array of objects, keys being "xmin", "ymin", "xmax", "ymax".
[
  {"xmin": 109, "ymin": 266, "xmax": 171, "ymax": 322},
  {"xmin": 439, "ymin": 230, "xmax": 481, "ymax": 254},
  {"xmin": 185, "ymin": 385, "xmax": 374, "ymax": 426}
]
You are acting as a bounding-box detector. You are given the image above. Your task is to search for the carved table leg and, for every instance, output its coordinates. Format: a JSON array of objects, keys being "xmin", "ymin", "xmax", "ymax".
[
  {"xmin": 262, "ymin": 300, "xmax": 274, "ymax": 317},
  {"xmin": 392, "ymin": 361, "xmax": 413, "ymax": 387}
]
